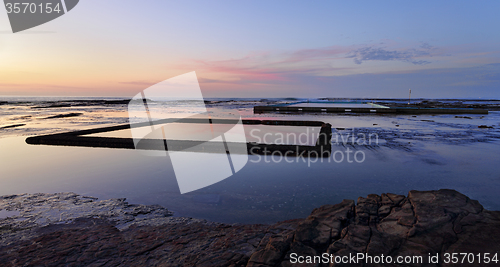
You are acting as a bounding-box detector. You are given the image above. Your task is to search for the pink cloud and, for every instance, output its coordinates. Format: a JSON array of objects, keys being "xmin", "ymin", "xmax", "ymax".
[
  {"xmin": 171, "ymin": 41, "xmax": 500, "ymax": 89},
  {"xmin": 174, "ymin": 46, "xmax": 356, "ymax": 85}
]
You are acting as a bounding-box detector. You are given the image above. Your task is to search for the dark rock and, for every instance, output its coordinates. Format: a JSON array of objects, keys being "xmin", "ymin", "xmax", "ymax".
[
  {"xmin": 43, "ymin": 113, "xmax": 83, "ymax": 119},
  {"xmin": 294, "ymin": 199, "xmax": 354, "ymax": 248},
  {"xmin": 0, "ymin": 124, "xmax": 25, "ymax": 129},
  {"xmin": 478, "ymin": 125, "xmax": 493, "ymax": 129}
]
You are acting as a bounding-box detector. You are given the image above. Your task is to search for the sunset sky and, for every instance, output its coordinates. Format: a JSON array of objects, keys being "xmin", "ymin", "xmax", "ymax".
[{"xmin": 1, "ymin": 1, "xmax": 499, "ymax": 98}]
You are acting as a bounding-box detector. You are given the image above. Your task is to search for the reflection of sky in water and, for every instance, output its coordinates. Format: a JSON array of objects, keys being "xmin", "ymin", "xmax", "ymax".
[{"xmin": 0, "ymin": 210, "xmax": 21, "ymax": 219}]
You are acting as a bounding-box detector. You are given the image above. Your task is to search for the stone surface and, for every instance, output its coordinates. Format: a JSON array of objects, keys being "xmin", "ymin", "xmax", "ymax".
[
  {"xmin": 0, "ymin": 192, "xmax": 183, "ymax": 247},
  {"xmin": 1, "ymin": 190, "xmax": 499, "ymax": 266}
]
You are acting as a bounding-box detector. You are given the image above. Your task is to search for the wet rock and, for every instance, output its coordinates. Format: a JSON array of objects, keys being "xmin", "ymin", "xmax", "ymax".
[
  {"xmin": 43, "ymin": 113, "xmax": 83, "ymax": 119},
  {"xmin": 0, "ymin": 192, "xmax": 175, "ymax": 247},
  {"xmin": 0, "ymin": 124, "xmax": 25, "ymax": 129},
  {"xmin": 455, "ymin": 116, "xmax": 472, "ymax": 119},
  {"xmin": 478, "ymin": 125, "xmax": 494, "ymax": 129}
]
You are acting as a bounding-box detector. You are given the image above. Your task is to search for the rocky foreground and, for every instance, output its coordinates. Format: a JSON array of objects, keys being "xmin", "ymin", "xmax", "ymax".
[{"xmin": 1, "ymin": 190, "xmax": 499, "ymax": 266}]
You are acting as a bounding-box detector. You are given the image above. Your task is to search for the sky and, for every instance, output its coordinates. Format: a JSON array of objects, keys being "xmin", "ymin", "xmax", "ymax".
[{"xmin": 0, "ymin": 0, "xmax": 499, "ymax": 99}]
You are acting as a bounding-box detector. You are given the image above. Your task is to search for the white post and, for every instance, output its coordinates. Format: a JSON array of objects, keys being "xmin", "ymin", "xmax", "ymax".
[{"xmin": 408, "ymin": 89, "xmax": 411, "ymax": 105}]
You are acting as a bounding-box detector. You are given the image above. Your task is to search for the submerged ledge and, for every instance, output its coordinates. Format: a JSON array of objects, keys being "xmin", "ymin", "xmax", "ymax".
[{"xmin": 1, "ymin": 190, "xmax": 499, "ymax": 266}]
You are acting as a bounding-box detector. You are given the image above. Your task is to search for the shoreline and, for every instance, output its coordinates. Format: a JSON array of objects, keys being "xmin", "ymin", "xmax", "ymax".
[{"xmin": 1, "ymin": 190, "xmax": 499, "ymax": 266}]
